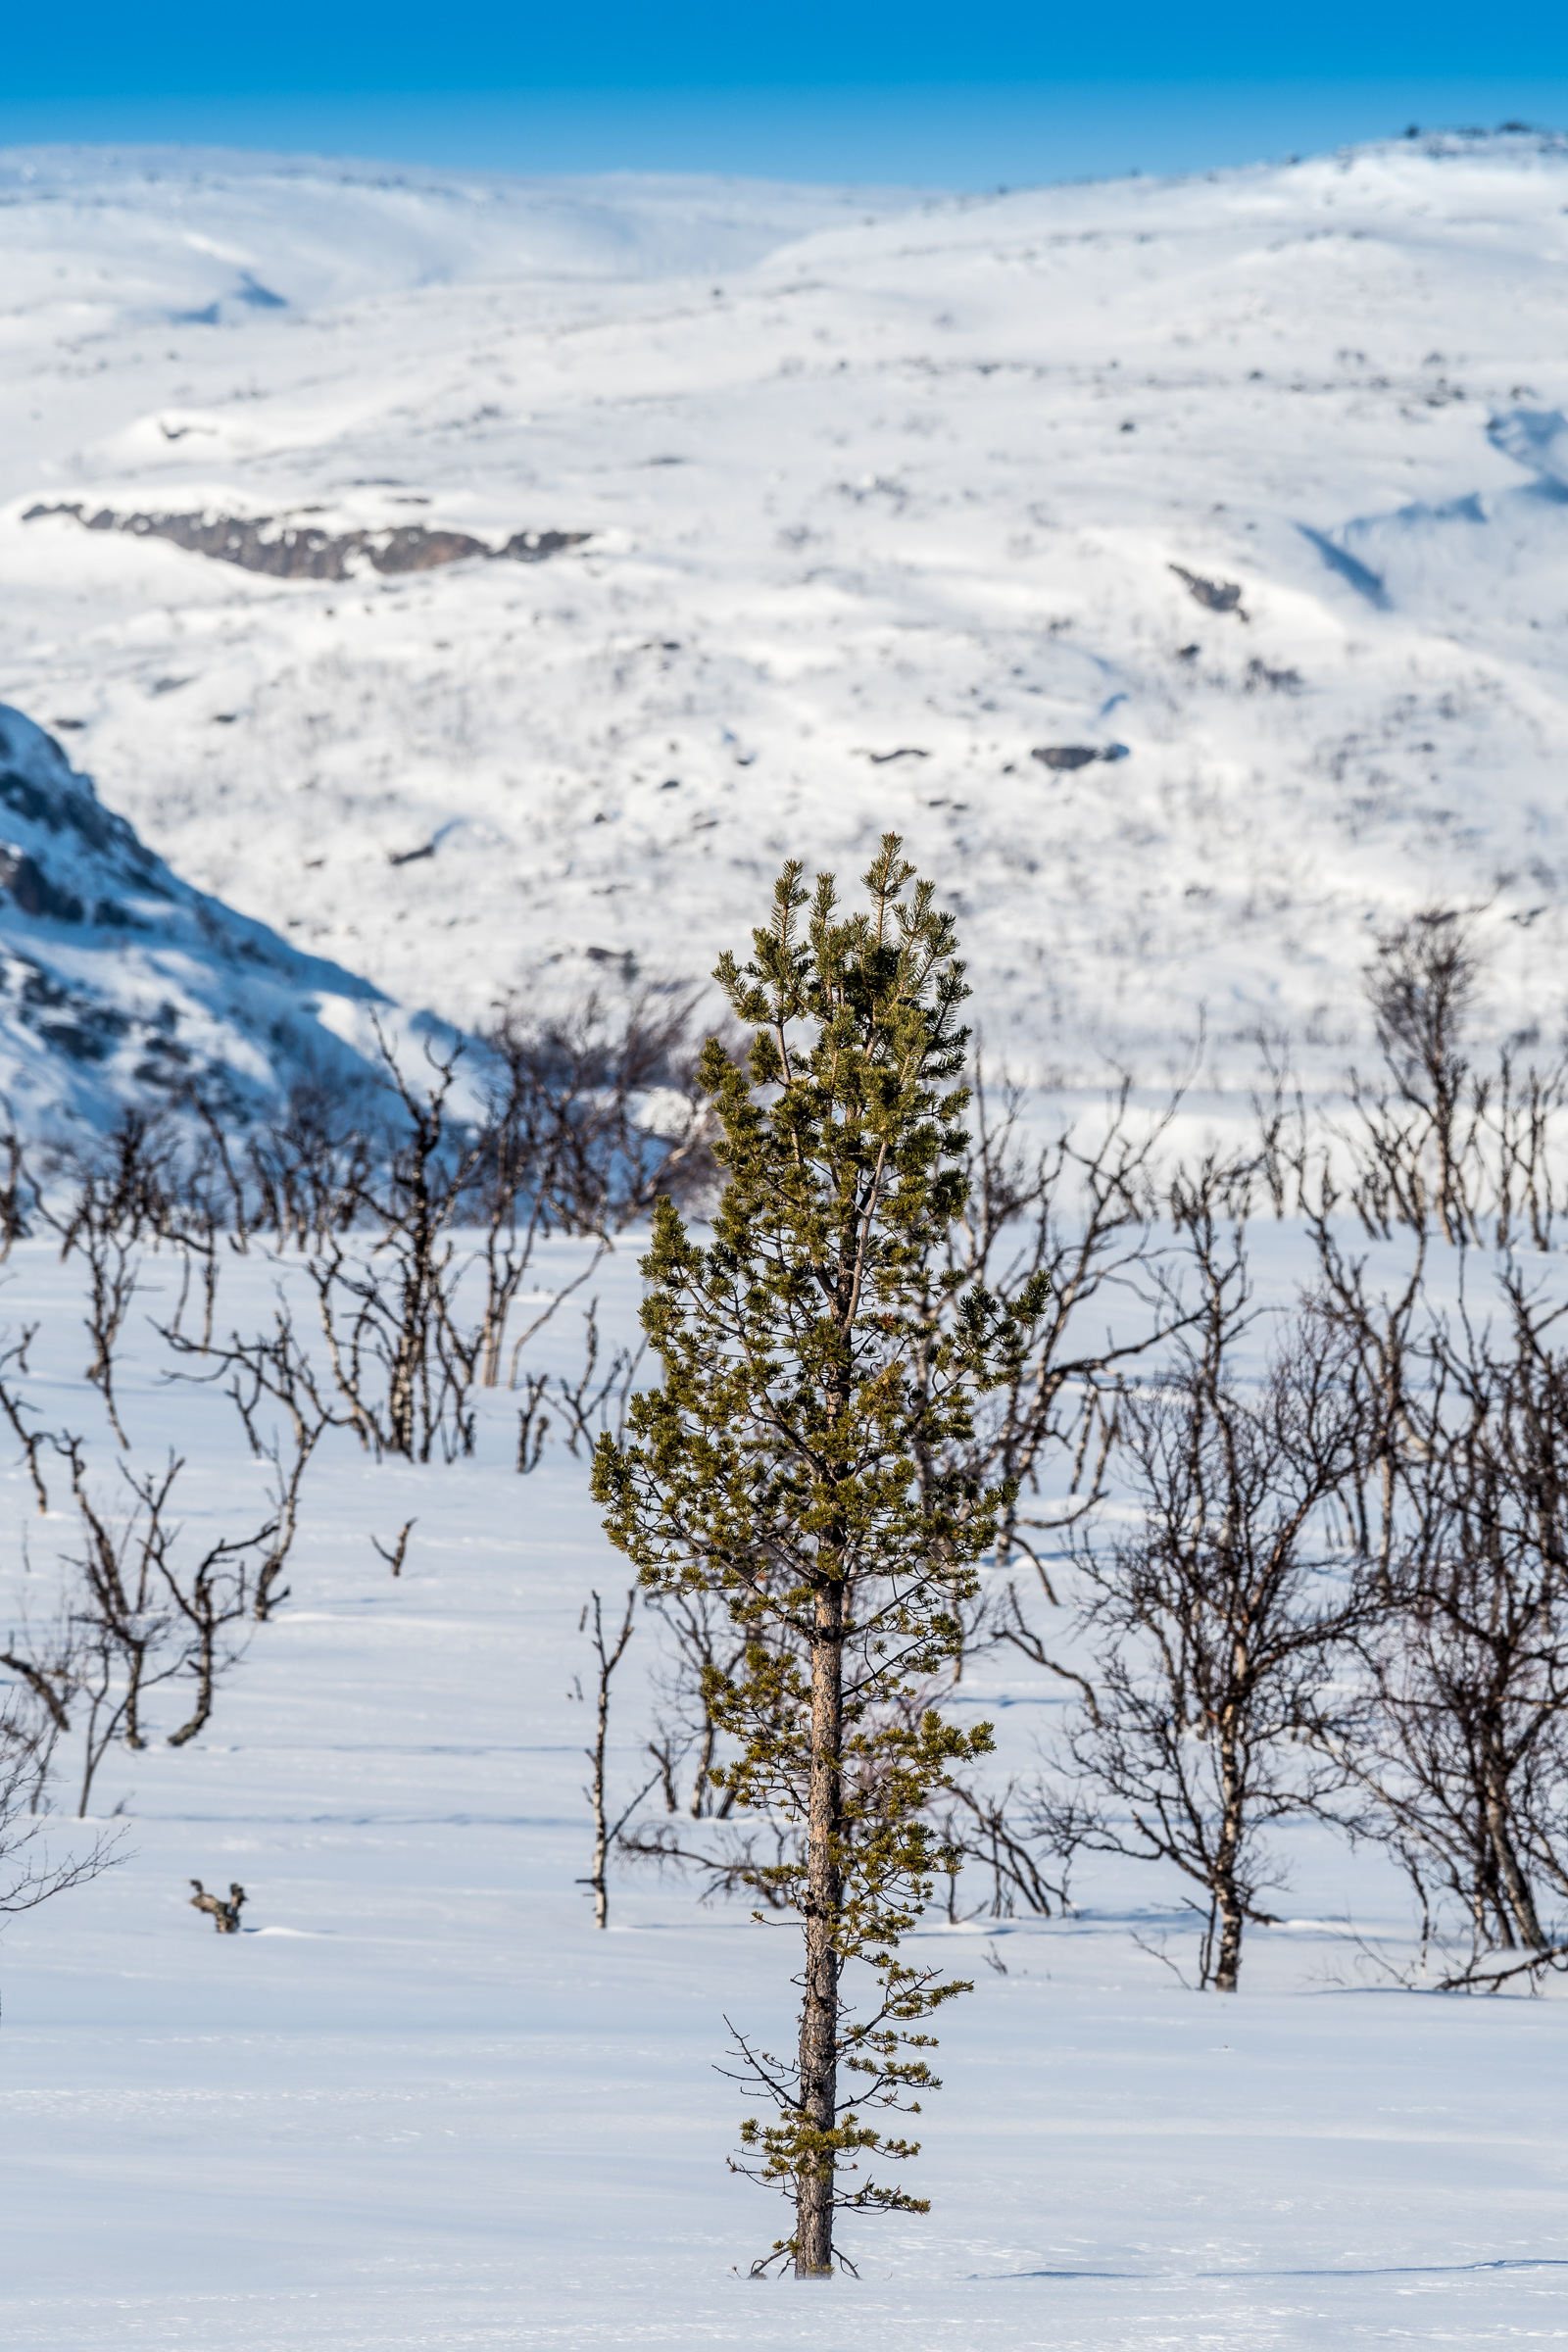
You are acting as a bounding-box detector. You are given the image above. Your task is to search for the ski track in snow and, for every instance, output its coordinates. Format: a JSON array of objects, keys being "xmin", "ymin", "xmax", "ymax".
[
  {"xmin": 0, "ymin": 132, "xmax": 1565, "ymax": 1100},
  {"xmin": 0, "ymin": 1229, "xmax": 1565, "ymax": 2347}
]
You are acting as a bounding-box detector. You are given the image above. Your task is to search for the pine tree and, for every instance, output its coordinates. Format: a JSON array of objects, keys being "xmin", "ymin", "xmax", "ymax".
[{"xmin": 593, "ymin": 836, "xmax": 1043, "ymax": 2276}]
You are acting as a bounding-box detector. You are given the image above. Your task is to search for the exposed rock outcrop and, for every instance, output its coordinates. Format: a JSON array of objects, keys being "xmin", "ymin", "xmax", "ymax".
[
  {"xmin": 24, "ymin": 506, "xmax": 591, "ymax": 582},
  {"xmin": 0, "ymin": 704, "xmax": 391, "ymax": 1131}
]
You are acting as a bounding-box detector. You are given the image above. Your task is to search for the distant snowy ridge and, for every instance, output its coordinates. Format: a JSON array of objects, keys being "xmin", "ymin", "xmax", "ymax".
[
  {"xmin": 0, "ymin": 702, "xmax": 390, "ymax": 1132},
  {"xmin": 2, "ymin": 133, "xmax": 1568, "ymax": 1089},
  {"xmin": 0, "ymin": 144, "xmax": 923, "ymax": 330}
]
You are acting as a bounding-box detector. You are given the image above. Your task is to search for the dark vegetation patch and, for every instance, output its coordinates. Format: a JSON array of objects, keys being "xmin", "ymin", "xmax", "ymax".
[
  {"xmin": 0, "ymin": 850, "xmax": 84, "ymax": 924},
  {"xmin": 0, "ymin": 760, "xmax": 127, "ymax": 858},
  {"xmin": 1032, "ymin": 743, "xmax": 1131, "ymax": 771},
  {"xmin": 39, "ymin": 1015, "xmax": 122, "ymax": 1062},
  {"xmin": 24, "ymin": 506, "xmax": 591, "ymax": 582},
  {"xmin": 0, "ymin": 728, "xmax": 167, "ymax": 890},
  {"xmin": 1170, "ymin": 563, "xmax": 1249, "ymax": 617},
  {"xmin": 1246, "ymin": 657, "xmax": 1305, "ymax": 693}
]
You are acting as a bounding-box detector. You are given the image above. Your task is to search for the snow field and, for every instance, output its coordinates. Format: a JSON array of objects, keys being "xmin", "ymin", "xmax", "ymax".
[
  {"xmin": 0, "ymin": 1223, "xmax": 1566, "ymax": 2346},
  {"xmin": 1, "ymin": 122, "xmax": 1568, "ymax": 2342}
]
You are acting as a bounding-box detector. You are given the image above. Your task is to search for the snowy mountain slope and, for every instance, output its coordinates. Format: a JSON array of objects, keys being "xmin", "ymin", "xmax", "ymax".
[
  {"xmin": 0, "ymin": 700, "xmax": 389, "ymax": 1130},
  {"xmin": 0, "ymin": 144, "xmax": 919, "ymax": 345},
  {"xmin": 1, "ymin": 132, "xmax": 1567, "ymax": 1089}
]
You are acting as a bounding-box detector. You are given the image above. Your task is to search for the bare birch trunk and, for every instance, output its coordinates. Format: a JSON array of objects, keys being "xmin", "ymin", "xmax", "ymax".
[
  {"xmin": 581, "ymin": 1588, "xmax": 642, "ymax": 1932},
  {"xmin": 122, "ymin": 1642, "xmax": 149, "ymax": 1751},
  {"xmin": 1486, "ymin": 1771, "xmax": 1545, "ymax": 1948},
  {"xmin": 167, "ymin": 1632, "xmax": 216, "ymax": 1748},
  {"xmin": 1212, "ymin": 1719, "xmax": 1246, "ymax": 1992}
]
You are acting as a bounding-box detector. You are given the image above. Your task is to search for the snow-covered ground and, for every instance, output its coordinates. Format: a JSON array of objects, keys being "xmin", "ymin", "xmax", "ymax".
[
  {"xmin": 2, "ymin": 1226, "xmax": 1567, "ymax": 2349},
  {"xmin": 3, "ymin": 129, "xmax": 1568, "ymax": 2346},
  {"xmin": 1, "ymin": 132, "xmax": 1566, "ymax": 1101}
]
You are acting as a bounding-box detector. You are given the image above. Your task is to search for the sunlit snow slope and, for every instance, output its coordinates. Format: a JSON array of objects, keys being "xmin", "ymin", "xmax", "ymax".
[
  {"xmin": 1, "ymin": 132, "xmax": 1566, "ymax": 1085},
  {"xmin": 0, "ymin": 699, "xmax": 387, "ymax": 1128}
]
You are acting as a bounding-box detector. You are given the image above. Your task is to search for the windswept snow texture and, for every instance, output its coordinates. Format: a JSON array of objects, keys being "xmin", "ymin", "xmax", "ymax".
[
  {"xmin": 0, "ymin": 700, "xmax": 388, "ymax": 1127},
  {"xmin": 1, "ymin": 134, "xmax": 1568, "ymax": 1085},
  {"xmin": 1, "ymin": 1233, "xmax": 1567, "ymax": 2349}
]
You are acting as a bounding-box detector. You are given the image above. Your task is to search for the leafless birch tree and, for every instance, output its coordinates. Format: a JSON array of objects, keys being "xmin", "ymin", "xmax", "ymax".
[
  {"xmin": 1056, "ymin": 1221, "xmax": 1372, "ymax": 1988},
  {"xmin": 577, "ymin": 1588, "xmax": 657, "ymax": 1930}
]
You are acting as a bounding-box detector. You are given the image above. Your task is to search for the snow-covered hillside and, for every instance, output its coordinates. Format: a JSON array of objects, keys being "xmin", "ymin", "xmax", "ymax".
[
  {"xmin": 1, "ymin": 131, "xmax": 1567, "ymax": 1098},
  {"xmin": 0, "ymin": 699, "xmax": 389, "ymax": 1129}
]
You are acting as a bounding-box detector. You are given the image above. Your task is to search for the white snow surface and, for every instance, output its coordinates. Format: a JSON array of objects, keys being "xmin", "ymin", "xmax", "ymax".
[
  {"xmin": 1, "ymin": 132, "xmax": 1566, "ymax": 1099},
  {"xmin": 1, "ymin": 1226, "xmax": 1566, "ymax": 2348}
]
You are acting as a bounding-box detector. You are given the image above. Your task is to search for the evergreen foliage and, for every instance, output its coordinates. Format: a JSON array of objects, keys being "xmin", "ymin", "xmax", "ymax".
[{"xmin": 593, "ymin": 836, "xmax": 1046, "ymax": 2275}]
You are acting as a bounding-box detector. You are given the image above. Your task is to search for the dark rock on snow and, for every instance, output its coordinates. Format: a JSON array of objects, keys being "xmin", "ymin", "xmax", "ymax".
[
  {"xmin": 24, "ymin": 506, "xmax": 591, "ymax": 583},
  {"xmin": 0, "ymin": 704, "xmax": 390, "ymax": 1134}
]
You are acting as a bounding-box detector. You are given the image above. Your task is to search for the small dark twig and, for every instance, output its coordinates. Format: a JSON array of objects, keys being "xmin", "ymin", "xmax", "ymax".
[
  {"xmin": 515, "ymin": 1373, "xmax": 551, "ymax": 1473},
  {"xmin": 1429, "ymin": 1941, "xmax": 1568, "ymax": 1994},
  {"xmin": 0, "ymin": 1326, "xmax": 50, "ymax": 1514},
  {"xmin": 1130, "ymin": 1928, "xmax": 1199, "ymax": 1990},
  {"xmin": 370, "ymin": 1519, "xmax": 416, "ymax": 1579}
]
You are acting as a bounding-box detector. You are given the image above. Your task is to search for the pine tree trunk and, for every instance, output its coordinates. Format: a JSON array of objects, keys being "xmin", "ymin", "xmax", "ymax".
[{"xmin": 796, "ymin": 1575, "xmax": 844, "ymax": 2277}]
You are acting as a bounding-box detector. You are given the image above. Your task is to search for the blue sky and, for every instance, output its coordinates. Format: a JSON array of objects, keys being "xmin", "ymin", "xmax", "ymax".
[{"xmin": 2, "ymin": 0, "xmax": 1564, "ymax": 184}]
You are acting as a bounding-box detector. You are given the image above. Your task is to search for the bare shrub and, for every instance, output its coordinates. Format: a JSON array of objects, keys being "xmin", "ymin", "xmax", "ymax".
[
  {"xmin": 1482, "ymin": 1052, "xmax": 1568, "ymax": 1255},
  {"xmin": 41, "ymin": 1172, "xmax": 142, "ymax": 1449},
  {"xmin": 234, "ymin": 1079, "xmax": 376, "ymax": 1252},
  {"xmin": 370, "ymin": 1519, "xmax": 416, "ymax": 1579},
  {"xmin": 1361, "ymin": 909, "xmax": 1479, "ymax": 1243},
  {"xmin": 468, "ymin": 984, "xmax": 720, "ymax": 1397},
  {"xmin": 0, "ymin": 1324, "xmax": 52, "ymax": 1515},
  {"xmin": 160, "ymin": 1300, "xmax": 344, "ymax": 1618},
  {"xmin": 485, "ymin": 982, "xmax": 719, "ymax": 1246},
  {"xmin": 54, "ymin": 1440, "xmax": 279, "ymax": 1807},
  {"xmin": 0, "ymin": 1612, "xmax": 75, "ymax": 1817},
  {"xmin": 931, "ymin": 1776, "xmax": 1078, "ymax": 1922},
  {"xmin": 304, "ymin": 1025, "xmax": 477, "ymax": 1463},
  {"xmin": 1335, "ymin": 910, "xmax": 1568, "ymax": 1251},
  {"xmin": 576, "ymin": 1589, "xmax": 657, "ymax": 1930},
  {"xmin": 619, "ymin": 1817, "xmax": 800, "ymax": 1909},
  {"xmin": 514, "ymin": 1373, "xmax": 551, "ymax": 1474},
  {"xmin": 1336, "ymin": 1272, "xmax": 1568, "ymax": 1967},
  {"xmin": 643, "ymin": 1585, "xmax": 750, "ymax": 1819},
  {"xmin": 300, "ymin": 1004, "xmax": 689, "ymax": 1465},
  {"xmin": 0, "ymin": 1095, "xmax": 36, "ymax": 1259},
  {"xmin": 914, "ymin": 1067, "xmax": 1184, "ymax": 1688},
  {"xmin": 0, "ymin": 1680, "xmax": 121, "ymax": 1915},
  {"xmin": 1053, "ymin": 1219, "xmax": 1373, "ymax": 1989},
  {"xmin": 189, "ymin": 1878, "xmax": 246, "ymax": 1933},
  {"xmin": 549, "ymin": 1300, "xmax": 648, "ymax": 1458}
]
